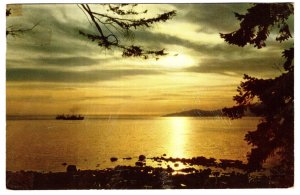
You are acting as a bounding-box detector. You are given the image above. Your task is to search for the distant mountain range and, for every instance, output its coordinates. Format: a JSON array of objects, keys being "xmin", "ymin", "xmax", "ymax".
[{"xmin": 163, "ymin": 108, "xmax": 257, "ymax": 117}]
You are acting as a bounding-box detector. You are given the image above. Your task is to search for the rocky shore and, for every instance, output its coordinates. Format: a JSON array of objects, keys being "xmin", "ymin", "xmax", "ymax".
[{"xmin": 7, "ymin": 155, "xmax": 292, "ymax": 189}]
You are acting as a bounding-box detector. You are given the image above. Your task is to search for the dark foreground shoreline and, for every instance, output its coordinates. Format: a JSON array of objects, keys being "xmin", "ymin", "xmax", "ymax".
[{"xmin": 7, "ymin": 156, "xmax": 293, "ymax": 189}]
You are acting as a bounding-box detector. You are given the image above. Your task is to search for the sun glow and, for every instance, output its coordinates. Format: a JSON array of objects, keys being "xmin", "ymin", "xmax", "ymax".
[{"xmin": 156, "ymin": 54, "xmax": 195, "ymax": 69}]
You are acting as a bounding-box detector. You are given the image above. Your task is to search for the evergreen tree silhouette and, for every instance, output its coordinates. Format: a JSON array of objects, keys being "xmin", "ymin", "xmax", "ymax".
[{"xmin": 221, "ymin": 3, "xmax": 294, "ymax": 186}]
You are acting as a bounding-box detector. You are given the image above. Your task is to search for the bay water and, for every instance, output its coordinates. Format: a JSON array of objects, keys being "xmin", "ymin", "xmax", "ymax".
[{"xmin": 6, "ymin": 116, "xmax": 259, "ymax": 172}]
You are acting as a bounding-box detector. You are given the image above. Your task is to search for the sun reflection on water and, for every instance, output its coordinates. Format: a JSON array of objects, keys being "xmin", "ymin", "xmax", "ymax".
[{"xmin": 168, "ymin": 117, "xmax": 188, "ymax": 158}]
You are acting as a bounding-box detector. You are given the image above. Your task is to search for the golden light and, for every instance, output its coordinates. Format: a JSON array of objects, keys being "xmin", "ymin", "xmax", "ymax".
[
  {"xmin": 156, "ymin": 54, "xmax": 195, "ymax": 69},
  {"xmin": 168, "ymin": 117, "xmax": 188, "ymax": 158}
]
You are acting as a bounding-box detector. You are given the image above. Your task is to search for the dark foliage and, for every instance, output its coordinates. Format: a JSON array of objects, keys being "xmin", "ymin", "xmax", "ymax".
[
  {"xmin": 6, "ymin": 8, "xmax": 11, "ymax": 16},
  {"xmin": 78, "ymin": 4, "xmax": 176, "ymax": 59},
  {"xmin": 220, "ymin": 3, "xmax": 294, "ymax": 182},
  {"xmin": 220, "ymin": 3, "xmax": 293, "ymax": 48}
]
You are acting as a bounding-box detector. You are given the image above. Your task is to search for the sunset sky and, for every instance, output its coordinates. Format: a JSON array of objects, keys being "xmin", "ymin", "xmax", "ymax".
[{"xmin": 6, "ymin": 3, "xmax": 294, "ymax": 115}]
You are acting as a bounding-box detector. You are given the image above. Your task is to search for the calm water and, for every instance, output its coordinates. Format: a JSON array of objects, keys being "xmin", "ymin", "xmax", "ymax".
[{"xmin": 7, "ymin": 116, "xmax": 259, "ymax": 172}]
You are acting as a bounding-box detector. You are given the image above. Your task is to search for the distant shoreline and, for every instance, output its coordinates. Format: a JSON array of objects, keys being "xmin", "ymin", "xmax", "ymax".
[{"xmin": 162, "ymin": 108, "xmax": 259, "ymax": 117}]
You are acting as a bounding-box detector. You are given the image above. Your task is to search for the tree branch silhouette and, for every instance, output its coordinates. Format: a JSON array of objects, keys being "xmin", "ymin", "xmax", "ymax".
[
  {"xmin": 6, "ymin": 8, "xmax": 40, "ymax": 37},
  {"xmin": 78, "ymin": 4, "xmax": 176, "ymax": 59}
]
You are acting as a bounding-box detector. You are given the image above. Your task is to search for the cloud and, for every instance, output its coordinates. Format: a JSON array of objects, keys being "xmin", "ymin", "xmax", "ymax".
[
  {"xmin": 6, "ymin": 4, "xmax": 242, "ymax": 59},
  {"xmin": 6, "ymin": 83, "xmax": 78, "ymax": 91},
  {"xmin": 6, "ymin": 68, "xmax": 163, "ymax": 83},
  {"xmin": 7, "ymin": 95, "xmax": 54, "ymax": 102},
  {"xmin": 32, "ymin": 56, "xmax": 109, "ymax": 67},
  {"xmin": 7, "ymin": 56, "xmax": 108, "ymax": 68},
  {"xmin": 6, "ymin": 4, "xmax": 293, "ymax": 83},
  {"xmin": 172, "ymin": 3, "xmax": 294, "ymax": 35},
  {"xmin": 185, "ymin": 56, "xmax": 285, "ymax": 77},
  {"xmin": 6, "ymin": 4, "xmax": 114, "ymax": 61},
  {"xmin": 79, "ymin": 95, "xmax": 133, "ymax": 101},
  {"xmin": 133, "ymin": 3, "xmax": 293, "ymax": 59},
  {"xmin": 172, "ymin": 3, "xmax": 252, "ymax": 32},
  {"xmin": 134, "ymin": 30, "xmax": 268, "ymax": 58}
]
